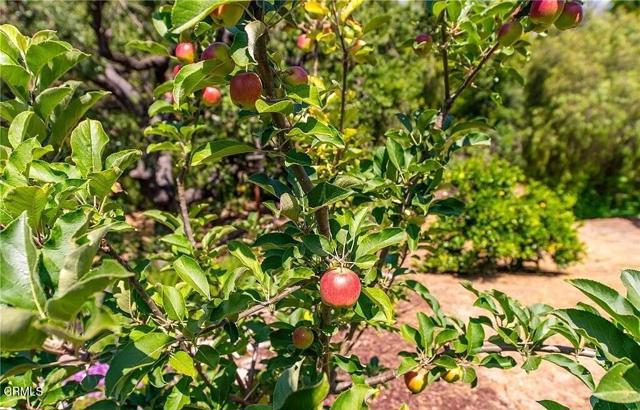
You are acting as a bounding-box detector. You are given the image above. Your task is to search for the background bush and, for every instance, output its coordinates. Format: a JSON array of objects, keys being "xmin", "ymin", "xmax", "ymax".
[{"xmin": 424, "ymin": 156, "xmax": 583, "ymax": 274}]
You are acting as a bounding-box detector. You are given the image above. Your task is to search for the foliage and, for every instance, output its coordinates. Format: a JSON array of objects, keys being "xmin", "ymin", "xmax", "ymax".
[
  {"xmin": 0, "ymin": 1, "xmax": 638, "ymax": 410},
  {"xmin": 493, "ymin": 10, "xmax": 640, "ymax": 218},
  {"xmin": 423, "ymin": 156, "xmax": 583, "ymax": 274}
]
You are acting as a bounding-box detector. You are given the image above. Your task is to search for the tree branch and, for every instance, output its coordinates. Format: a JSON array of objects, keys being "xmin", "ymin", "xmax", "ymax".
[
  {"xmin": 253, "ymin": 19, "xmax": 331, "ymax": 239},
  {"xmin": 89, "ymin": 0, "xmax": 168, "ymax": 71},
  {"xmin": 176, "ymin": 156, "xmax": 196, "ymax": 246},
  {"xmin": 333, "ymin": 343, "xmax": 598, "ymax": 392}
]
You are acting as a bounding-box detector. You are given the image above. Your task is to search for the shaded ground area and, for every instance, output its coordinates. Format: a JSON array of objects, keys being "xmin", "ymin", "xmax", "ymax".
[{"xmin": 355, "ymin": 218, "xmax": 640, "ymax": 410}]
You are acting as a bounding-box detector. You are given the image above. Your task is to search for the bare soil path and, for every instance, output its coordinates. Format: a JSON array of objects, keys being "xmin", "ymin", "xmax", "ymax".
[{"xmin": 354, "ymin": 218, "xmax": 640, "ymax": 410}]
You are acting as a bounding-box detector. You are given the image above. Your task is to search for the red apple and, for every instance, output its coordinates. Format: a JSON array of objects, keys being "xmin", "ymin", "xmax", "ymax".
[
  {"xmin": 230, "ymin": 72, "xmax": 263, "ymax": 109},
  {"xmin": 529, "ymin": 0, "xmax": 564, "ymax": 26},
  {"xmin": 292, "ymin": 327, "xmax": 314, "ymax": 349},
  {"xmin": 497, "ymin": 20, "xmax": 523, "ymax": 47},
  {"xmin": 297, "ymin": 34, "xmax": 314, "ymax": 52},
  {"xmin": 554, "ymin": 1, "xmax": 583, "ymax": 30},
  {"xmin": 201, "ymin": 42, "xmax": 235, "ymax": 73},
  {"xmin": 404, "ymin": 369, "xmax": 428, "ymax": 394},
  {"xmin": 172, "ymin": 65, "xmax": 182, "ymax": 78},
  {"xmin": 284, "ymin": 66, "xmax": 308, "ymax": 86},
  {"xmin": 211, "ymin": 3, "xmax": 245, "ymax": 28},
  {"xmin": 202, "ymin": 87, "xmax": 222, "ymax": 106},
  {"xmin": 319, "ymin": 268, "xmax": 361, "ymax": 308},
  {"xmin": 175, "ymin": 42, "xmax": 195, "ymax": 64},
  {"xmin": 414, "ymin": 33, "xmax": 433, "ymax": 55}
]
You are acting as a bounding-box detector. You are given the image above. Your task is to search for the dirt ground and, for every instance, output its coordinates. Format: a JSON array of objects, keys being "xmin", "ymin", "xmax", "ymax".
[{"xmin": 354, "ymin": 218, "xmax": 640, "ymax": 410}]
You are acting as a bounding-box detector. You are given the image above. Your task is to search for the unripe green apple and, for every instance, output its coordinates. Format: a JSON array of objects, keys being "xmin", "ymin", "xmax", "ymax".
[
  {"xmin": 175, "ymin": 42, "xmax": 195, "ymax": 64},
  {"xmin": 404, "ymin": 369, "xmax": 428, "ymax": 394},
  {"xmin": 202, "ymin": 87, "xmax": 222, "ymax": 106},
  {"xmin": 297, "ymin": 34, "xmax": 314, "ymax": 52},
  {"xmin": 211, "ymin": 3, "xmax": 245, "ymax": 28},
  {"xmin": 443, "ymin": 367, "xmax": 463, "ymax": 383},
  {"xmin": 497, "ymin": 20, "xmax": 523, "ymax": 47},
  {"xmin": 414, "ymin": 33, "xmax": 433, "ymax": 55},
  {"xmin": 284, "ymin": 66, "xmax": 309, "ymax": 86},
  {"xmin": 292, "ymin": 327, "xmax": 314, "ymax": 349},
  {"xmin": 319, "ymin": 268, "xmax": 361, "ymax": 308},
  {"xmin": 230, "ymin": 72, "xmax": 263, "ymax": 109},
  {"xmin": 554, "ymin": 1, "xmax": 583, "ymax": 30},
  {"xmin": 529, "ymin": 0, "xmax": 565, "ymax": 26}
]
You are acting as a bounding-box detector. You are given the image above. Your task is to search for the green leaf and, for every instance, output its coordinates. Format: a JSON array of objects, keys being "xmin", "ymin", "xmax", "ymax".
[
  {"xmin": 569, "ymin": 278, "xmax": 640, "ymax": 339},
  {"xmin": 542, "ymin": 354, "xmax": 594, "ymax": 389},
  {"xmin": 307, "ymin": 182, "xmax": 352, "ymax": 209},
  {"xmin": 49, "ymin": 91, "xmax": 109, "ymax": 149},
  {"xmin": 0, "ymin": 185, "xmax": 51, "ymax": 228},
  {"xmin": 537, "ymin": 400, "xmax": 569, "ymax": 410},
  {"xmin": 273, "ymin": 360, "xmax": 301, "ymax": 410},
  {"xmin": 621, "ymin": 269, "xmax": 640, "ymax": 311},
  {"xmin": 355, "ymin": 228, "xmax": 405, "ymax": 260},
  {"xmin": 593, "ymin": 363, "xmax": 640, "ymax": 404},
  {"xmin": 70, "ymin": 119, "xmax": 109, "ymax": 177},
  {"xmin": 280, "ymin": 375, "xmax": 329, "ymax": 410},
  {"xmin": 57, "ymin": 225, "xmax": 112, "ymax": 295},
  {"xmin": 172, "ymin": 60, "xmax": 231, "ymax": 105},
  {"xmin": 0, "ymin": 64, "xmax": 30, "ymax": 102},
  {"xmin": 556, "ymin": 308, "xmax": 640, "ymax": 367},
  {"xmin": 245, "ymin": 20, "xmax": 266, "ymax": 62},
  {"xmin": 8, "ymin": 111, "xmax": 47, "ymax": 147},
  {"xmin": 38, "ymin": 48, "xmax": 88, "ymax": 90},
  {"xmin": 163, "ymin": 378, "xmax": 191, "ymax": 410},
  {"xmin": 168, "ymin": 351, "xmax": 197, "ymax": 378},
  {"xmin": 228, "ymin": 241, "xmax": 265, "ymax": 285},
  {"xmin": 105, "ymin": 149, "xmax": 141, "ymax": 171},
  {"xmin": 105, "ymin": 332, "xmax": 174, "ymax": 398},
  {"xmin": 162, "ymin": 285, "xmax": 186, "ymax": 321},
  {"xmin": 171, "ymin": 0, "xmax": 241, "ymax": 34},
  {"xmin": 25, "ymin": 40, "xmax": 71, "ymax": 76},
  {"xmin": 173, "ymin": 256, "xmax": 211, "ymax": 299},
  {"xmin": 466, "ymin": 319, "xmax": 485, "ymax": 356},
  {"xmin": 191, "ymin": 139, "xmax": 255, "ymax": 166},
  {"xmin": 34, "ymin": 85, "xmax": 73, "ymax": 120},
  {"xmin": 363, "ymin": 14, "xmax": 391, "ymax": 34},
  {"xmin": 430, "ymin": 197, "xmax": 465, "ymax": 216},
  {"xmin": 88, "ymin": 168, "xmax": 119, "ymax": 198},
  {"xmin": 0, "ymin": 307, "xmax": 46, "ymax": 351},
  {"xmin": 45, "ymin": 259, "xmax": 132, "ymax": 321},
  {"xmin": 0, "ymin": 213, "xmax": 46, "ymax": 312},
  {"xmin": 385, "ymin": 137, "xmax": 405, "ymax": 172},
  {"xmin": 288, "ymin": 118, "xmax": 344, "ymax": 148},
  {"xmin": 362, "ymin": 287, "xmax": 394, "ymax": 323},
  {"xmin": 255, "ymin": 99, "xmax": 293, "ymax": 114},
  {"xmin": 125, "ymin": 40, "xmax": 169, "ymax": 56},
  {"xmin": 331, "ymin": 384, "xmax": 373, "ymax": 410},
  {"xmin": 404, "ymin": 280, "xmax": 446, "ymax": 324}
]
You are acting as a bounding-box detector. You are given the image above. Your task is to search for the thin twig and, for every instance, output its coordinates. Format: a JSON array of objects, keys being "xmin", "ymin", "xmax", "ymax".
[
  {"xmin": 333, "ymin": 343, "xmax": 598, "ymax": 392},
  {"xmin": 176, "ymin": 156, "xmax": 195, "ymax": 246}
]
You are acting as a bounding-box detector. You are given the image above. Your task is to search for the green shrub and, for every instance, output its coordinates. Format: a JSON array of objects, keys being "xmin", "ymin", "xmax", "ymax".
[{"xmin": 424, "ymin": 157, "xmax": 583, "ymax": 274}]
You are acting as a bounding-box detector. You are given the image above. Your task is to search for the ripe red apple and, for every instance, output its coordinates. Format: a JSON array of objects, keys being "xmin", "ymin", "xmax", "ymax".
[
  {"xmin": 529, "ymin": 0, "xmax": 564, "ymax": 26},
  {"xmin": 404, "ymin": 369, "xmax": 428, "ymax": 394},
  {"xmin": 202, "ymin": 87, "xmax": 222, "ymax": 106},
  {"xmin": 414, "ymin": 33, "xmax": 433, "ymax": 55},
  {"xmin": 292, "ymin": 327, "xmax": 314, "ymax": 349},
  {"xmin": 175, "ymin": 42, "xmax": 195, "ymax": 64},
  {"xmin": 319, "ymin": 268, "xmax": 361, "ymax": 308},
  {"xmin": 554, "ymin": 1, "xmax": 583, "ymax": 30},
  {"xmin": 230, "ymin": 72, "xmax": 263, "ymax": 109},
  {"xmin": 284, "ymin": 66, "xmax": 308, "ymax": 86},
  {"xmin": 297, "ymin": 34, "xmax": 314, "ymax": 52},
  {"xmin": 211, "ymin": 3, "xmax": 245, "ymax": 28},
  {"xmin": 172, "ymin": 65, "xmax": 182, "ymax": 78},
  {"xmin": 497, "ymin": 20, "xmax": 523, "ymax": 47},
  {"xmin": 443, "ymin": 367, "xmax": 463, "ymax": 383}
]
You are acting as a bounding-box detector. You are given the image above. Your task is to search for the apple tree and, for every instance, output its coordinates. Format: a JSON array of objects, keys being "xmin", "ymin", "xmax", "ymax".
[{"xmin": 2, "ymin": 1, "xmax": 639, "ymax": 410}]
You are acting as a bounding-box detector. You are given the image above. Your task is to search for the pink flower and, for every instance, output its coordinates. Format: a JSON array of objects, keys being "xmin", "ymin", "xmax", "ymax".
[
  {"xmin": 87, "ymin": 362, "xmax": 109, "ymax": 377},
  {"xmin": 66, "ymin": 370, "xmax": 87, "ymax": 383}
]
